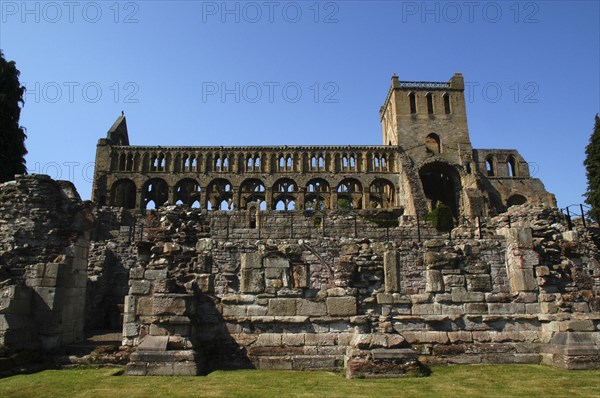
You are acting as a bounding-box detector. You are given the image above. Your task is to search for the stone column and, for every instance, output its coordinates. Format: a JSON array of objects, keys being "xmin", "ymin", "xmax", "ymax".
[
  {"xmin": 383, "ymin": 250, "xmax": 400, "ymax": 293},
  {"xmin": 265, "ymin": 187, "xmax": 273, "ymax": 210},
  {"xmin": 499, "ymin": 227, "xmax": 538, "ymax": 293}
]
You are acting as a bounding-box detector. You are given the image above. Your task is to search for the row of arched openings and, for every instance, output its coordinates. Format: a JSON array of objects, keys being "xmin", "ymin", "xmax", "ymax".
[
  {"xmin": 115, "ymin": 151, "xmax": 394, "ymax": 173},
  {"xmin": 409, "ymin": 92, "xmax": 451, "ymax": 115},
  {"xmin": 111, "ymin": 177, "xmax": 396, "ymax": 211},
  {"xmin": 485, "ymin": 155, "xmax": 519, "ymax": 177}
]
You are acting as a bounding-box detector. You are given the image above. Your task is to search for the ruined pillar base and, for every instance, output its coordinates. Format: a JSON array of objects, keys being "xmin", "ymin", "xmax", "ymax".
[
  {"xmin": 126, "ymin": 349, "xmax": 199, "ymax": 376},
  {"xmin": 541, "ymin": 332, "xmax": 600, "ymax": 370},
  {"xmin": 126, "ymin": 336, "xmax": 200, "ymax": 376},
  {"xmin": 344, "ymin": 347, "xmax": 428, "ymax": 379}
]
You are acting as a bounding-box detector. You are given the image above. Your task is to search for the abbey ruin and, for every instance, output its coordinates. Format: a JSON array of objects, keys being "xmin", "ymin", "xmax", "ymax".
[{"xmin": 1, "ymin": 73, "xmax": 598, "ymax": 377}]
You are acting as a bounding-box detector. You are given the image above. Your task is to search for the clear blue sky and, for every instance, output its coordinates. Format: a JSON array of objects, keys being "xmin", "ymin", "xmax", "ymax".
[{"xmin": 1, "ymin": 1, "xmax": 599, "ymax": 208}]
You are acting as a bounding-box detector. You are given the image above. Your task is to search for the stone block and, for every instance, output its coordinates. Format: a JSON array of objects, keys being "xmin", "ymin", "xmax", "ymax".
[
  {"xmin": 441, "ymin": 305, "xmax": 464, "ymax": 315},
  {"xmin": 564, "ymin": 320, "xmax": 595, "ymax": 332},
  {"xmin": 138, "ymin": 335, "xmax": 168, "ymax": 351},
  {"xmin": 144, "ymin": 269, "xmax": 168, "ymax": 280},
  {"xmin": 196, "ymin": 238, "xmax": 214, "ymax": 252},
  {"xmin": 124, "ymin": 295, "xmax": 136, "ymax": 314},
  {"xmin": 509, "ymin": 269, "xmax": 537, "ymax": 293},
  {"xmin": 247, "ymin": 305, "xmax": 268, "ymax": 316},
  {"xmin": 377, "ymin": 293, "xmax": 394, "ymax": 304},
  {"xmin": 129, "ymin": 267, "xmax": 145, "ymax": 279},
  {"xmin": 293, "ymin": 355, "xmax": 337, "ymax": 370},
  {"xmin": 410, "ymin": 294, "xmax": 431, "ymax": 304},
  {"xmin": 466, "ymin": 275, "xmax": 492, "ymax": 292},
  {"xmin": 254, "ymin": 333, "xmax": 282, "ymax": 347},
  {"xmin": 326, "ymin": 297, "xmax": 357, "ymax": 316},
  {"xmin": 465, "ymin": 303, "xmax": 488, "ymax": 314},
  {"xmin": 412, "ymin": 304, "xmax": 441, "ymax": 315},
  {"xmin": 130, "ymin": 281, "xmax": 152, "ymax": 295},
  {"xmin": 282, "ymin": 333, "xmax": 305, "ymax": 346},
  {"xmin": 241, "ymin": 269, "xmax": 265, "ymax": 294},
  {"xmin": 424, "ymin": 251, "xmax": 458, "ymax": 269},
  {"xmin": 426, "ymin": 270, "xmax": 444, "ymax": 293},
  {"xmin": 297, "ymin": 299, "xmax": 327, "ymax": 316},
  {"xmin": 488, "ymin": 303, "xmax": 525, "ymax": 315},
  {"xmin": 451, "ymin": 288, "xmax": 484, "ymax": 303},
  {"xmin": 222, "ymin": 305, "xmax": 247, "ymax": 318},
  {"xmin": 506, "ymin": 227, "xmax": 533, "ymax": 248},
  {"xmin": 136, "ymin": 297, "xmax": 153, "ymax": 315},
  {"xmin": 383, "ymin": 250, "xmax": 400, "ymax": 293},
  {"xmin": 153, "ymin": 296, "xmax": 188, "ymax": 316},
  {"xmin": 123, "ymin": 322, "xmax": 139, "ymax": 337},
  {"xmin": 268, "ymin": 298, "xmax": 297, "ymax": 316},
  {"xmin": 264, "ymin": 256, "xmax": 289, "ymax": 268},
  {"xmin": 258, "ymin": 357, "xmax": 293, "ymax": 370}
]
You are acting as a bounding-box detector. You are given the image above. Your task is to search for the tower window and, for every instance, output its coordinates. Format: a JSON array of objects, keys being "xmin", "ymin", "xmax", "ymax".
[
  {"xmin": 426, "ymin": 92, "xmax": 434, "ymax": 114},
  {"xmin": 485, "ymin": 156, "xmax": 495, "ymax": 176},
  {"xmin": 507, "ymin": 156, "xmax": 517, "ymax": 177},
  {"xmin": 443, "ymin": 93, "xmax": 451, "ymax": 114},
  {"xmin": 409, "ymin": 92, "xmax": 416, "ymax": 114},
  {"xmin": 425, "ymin": 133, "xmax": 441, "ymax": 154}
]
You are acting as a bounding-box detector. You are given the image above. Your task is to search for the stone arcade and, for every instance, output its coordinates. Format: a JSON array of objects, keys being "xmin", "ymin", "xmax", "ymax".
[{"xmin": 0, "ymin": 74, "xmax": 598, "ymax": 377}]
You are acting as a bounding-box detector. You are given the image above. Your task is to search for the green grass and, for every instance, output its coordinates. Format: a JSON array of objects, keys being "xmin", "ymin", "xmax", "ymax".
[{"xmin": 0, "ymin": 365, "xmax": 598, "ymax": 398}]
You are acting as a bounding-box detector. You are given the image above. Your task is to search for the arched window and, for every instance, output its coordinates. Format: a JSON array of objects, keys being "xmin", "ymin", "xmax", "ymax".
[
  {"xmin": 443, "ymin": 92, "xmax": 451, "ymax": 114},
  {"xmin": 279, "ymin": 155, "xmax": 285, "ymax": 170},
  {"xmin": 507, "ymin": 155, "xmax": 517, "ymax": 177},
  {"xmin": 142, "ymin": 178, "xmax": 169, "ymax": 209},
  {"xmin": 425, "ymin": 133, "xmax": 441, "ymax": 154},
  {"xmin": 240, "ymin": 178, "xmax": 266, "ymax": 209},
  {"xmin": 369, "ymin": 178, "xmax": 395, "ymax": 208},
  {"xmin": 174, "ymin": 179, "xmax": 201, "ymax": 207},
  {"xmin": 485, "ymin": 156, "xmax": 495, "ymax": 176},
  {"xmin": 207, "ymin": 178, "xmax": 233, "ymax": 211},
  {"xmin": 507, "ymin": 194, "xmax": 527, "ymax": 207},
  {"xmin": 409, "ymin": 92, "xmax": 417, "ymax": 114},
  {"xmin": 111, "ymin": 179, "xmax": 136, "ymax": 209},
  {"xmin": 222, "ymin": 156, "xmax": 229, "ymax": 171},
  {"xmin": 426, "ymin": 92, "xmax": 434, "ymax": 114}
]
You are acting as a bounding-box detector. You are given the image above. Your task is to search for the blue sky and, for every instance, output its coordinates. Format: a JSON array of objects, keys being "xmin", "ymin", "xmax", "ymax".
[{"xmin": 1, "ymin": 0, "xmax": 599, "ymax": 208}]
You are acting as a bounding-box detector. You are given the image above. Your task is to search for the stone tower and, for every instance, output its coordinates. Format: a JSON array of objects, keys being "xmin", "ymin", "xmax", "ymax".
[{"xmin": 380, "ymin": 72, "xmax": 472, "ymax": 167}]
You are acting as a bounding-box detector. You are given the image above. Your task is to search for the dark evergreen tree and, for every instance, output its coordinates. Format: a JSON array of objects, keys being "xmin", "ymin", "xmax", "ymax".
[
  {"xmin": 584, "ymin": 114, "xmax": 600, "ymax": 222},
  {"xmin": 0, "ymin": 50, "xmax": 27, "ymax": 183}
]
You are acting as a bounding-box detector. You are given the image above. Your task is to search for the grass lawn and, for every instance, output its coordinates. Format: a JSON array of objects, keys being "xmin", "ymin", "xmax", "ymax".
[{"xmin": 0, "ymin": 364, "xmax": 598, "ymax": 398}]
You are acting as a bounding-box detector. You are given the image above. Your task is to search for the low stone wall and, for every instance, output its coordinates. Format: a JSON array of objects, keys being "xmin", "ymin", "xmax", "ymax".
[
  {"xmin": 110, "ymin": 204, "xmax": 599, "ymax": 375},
  {"xmin": 2, "ymin": 176, "xmax": 598, "ymax": 376}
]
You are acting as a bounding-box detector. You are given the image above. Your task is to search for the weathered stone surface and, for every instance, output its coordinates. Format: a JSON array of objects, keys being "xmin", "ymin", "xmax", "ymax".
[
  {"xmin": 426, "ymin": 270, "xmax": 444, "ymax": 293},
  {"xmin": 297, "ymin": 299, "xmax": 327, "ymax": 316},
  {"xmin": 326, "ymin": 297, "xmax": 357, "ymax": 316},
  {"xmin": 384, "ymin": 250, "xmax": 400, "ymax": 293},
  {"xmin": 268, "ymin": 298, "xmax": 297, "ymax": 316}
]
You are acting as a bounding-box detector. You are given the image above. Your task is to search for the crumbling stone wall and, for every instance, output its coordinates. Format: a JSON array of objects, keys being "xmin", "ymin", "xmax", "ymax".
[
  {"xmin": 0, "ymin": 175, "xmax": 94, "ymax": 353},
  {"xmin": 96, "ymin": 203, "xmax": 599, "ymax": 376}
]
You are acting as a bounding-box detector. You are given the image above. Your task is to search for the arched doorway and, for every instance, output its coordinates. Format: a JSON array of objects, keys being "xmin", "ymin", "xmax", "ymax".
[{"xmin": 419, "ymin": 162, "xmax": 461, "ymax": 219}]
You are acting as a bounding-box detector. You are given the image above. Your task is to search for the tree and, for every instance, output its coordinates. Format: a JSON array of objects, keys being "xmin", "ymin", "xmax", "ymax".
[
  {"xmin": 584, "ymin": 114, "xmax": 600, "ymax": 222},
  {"xmin": 424, "ymin": 203, "xmax": 454, "ymax": 232},
  {"xmin": 0, "ymin": 50, "xmax": 27, "ymax": 183}
]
